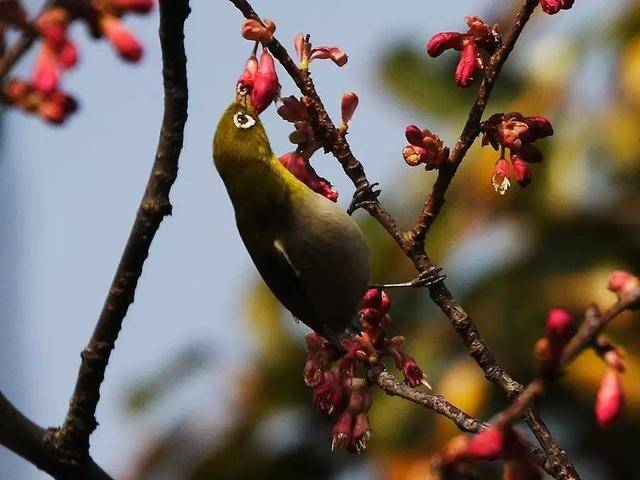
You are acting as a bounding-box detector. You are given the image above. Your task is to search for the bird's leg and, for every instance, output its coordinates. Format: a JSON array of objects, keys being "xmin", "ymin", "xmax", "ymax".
[
  {"xmin": 347, "ymin": 182, "xmax": 381, "ymax": 215},
  {"xmin": 371, "ymin": 266, "xmax": 446, "ymax": 289}
]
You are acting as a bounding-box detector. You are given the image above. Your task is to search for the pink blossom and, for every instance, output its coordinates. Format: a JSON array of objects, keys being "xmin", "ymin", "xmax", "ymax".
[
  {"xmin": 341, "ymin": 92, "xmax": 359, "ymax": 125},
  {"xmin": 101, "ymin": 16, "xmax": 143, "ymax": 62},
  {"xmin": 251, "ymin": 49, "xmax": 280, "ymax": 113},
  {"xmin": 31, "ymin": 44, "xmax": 59, "ymax": 94},
  {"xmin": 466, "ymin": 427, "xmax": 505, "ymax": 461},
  {"xmin": 309, "ymin": 46, "xmax": 348, "ymax": 67}
]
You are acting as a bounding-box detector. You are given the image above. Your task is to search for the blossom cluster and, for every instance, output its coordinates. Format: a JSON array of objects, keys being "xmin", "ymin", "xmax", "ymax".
[
  {"xmin": 482, "ymin": 112, "xmax": 554, "ymax": 194},
  {"xmin": 402, "ymin": 124, "xmax": 449, "ymax": 171},
  {"xmin": 0, "ymin": 0, "xmax": 153, "ymax": 124},
  {"xmin": 304, "ymin": 288, "xmax": 428, "ymax": 453}
]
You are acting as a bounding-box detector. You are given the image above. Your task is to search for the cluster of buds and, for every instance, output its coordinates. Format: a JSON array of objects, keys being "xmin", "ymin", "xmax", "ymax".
[
  {"xmin": 534, "ymin": 308, "xmax": 574, "ymax": 377},
  {"xmin": 426, "ymin": 16, "xmax": 500, "ymax": 88},
  {"xmin": 294, "ymin": 33, "xmax": 348, "ymax": 70},
  {"xmin": 0, "ymin": 0, "xmax": 152, "ymax": 124},
  {"xmin": 440, "ymin": 427, "xmax": 540, "ymax": 479},
  {"xmin": 303, "ymin": 288, "xmax": 428, "ymax": 453},
  {"xmin": 540, "ymin": 0, "xmax": 575, "ymax": 15},
  {"xmin": 481, "ymin": 112, "xmax": 553, "ymax": 194},
  {"xmin": 279, "ymin": 152, "xmax": 338, "ymax": 202},
  {"xmin": 1, "ymin": 78, "xmax": 77, "ymax": 124},
  {"xmin": 237, "ymin": 49, "xmax": 280, "ymax": 114},
  {"xmin": 402, "ymin": 124, "xmax": 449, "ymax": 171}
]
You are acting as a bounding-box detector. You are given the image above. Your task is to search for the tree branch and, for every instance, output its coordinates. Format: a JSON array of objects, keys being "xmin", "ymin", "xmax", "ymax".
[
  {"xmin": 370, "ymin": 367, "xmax": 487, "ymax": 434},
  {"xmin": 54, "ymin": 0, "xmax": 190, "ymax": 462},
  {"xmin": 0, "ymin": 391, "xmax": 112, "ymax": 479},
  {"xmin": 229, "ymin": 1, "xmax": 580, "ymax": 479}
]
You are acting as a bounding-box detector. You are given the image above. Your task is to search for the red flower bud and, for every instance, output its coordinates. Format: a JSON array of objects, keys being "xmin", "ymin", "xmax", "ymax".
[
  {"xmin": 522, "ymin": 116, "xmax": 554, "ymax": 141},
  {"xmin": 402, "ymin": 145, "xmax": 427, "ymax": 167},
  {"xmin": 58, "ymin": 40, "xmax": 78, "ymax": 69},
  {"xmin": 309, "ymin": 46, "xmax": 348, "ymax": 67},
  {"xmin": 540, "ymin": 0, "xmax": 574, "ymax": 15},
  {"xmin": 466, "ymin": 427, "xmax": 505, "ymax": 461},
  {"xmin": 405, "ymin": 124, "xmax": 424, "ymax": 146},
  {"xmin": 31, "ymin": 44, "xmax": 59, "ymax": 94},
  {"xmin": 101, "ymin": 16, "xmax": 143, "ymax": 62},
  {"xmin": 279, "ymin": 152, "xmax": 338, "ymax": 201},
  {"xmin": 251, "ymin": 49, "xmax": 280, "ymax": 113},
  {"xmin": 455, "ymin": 41, "xmax": 482, "ymax": 87},
  {"xmin": 362, "ymin": 288, "xmax": 391, "ymax": 315},
  {"xmin": 513, "ymin": 155, "xmax": 531, "ymax": 188},
  {"xmin": 595, "ymin": 369, "xmax": 624, "ymax": 428},
  {"xmin": 110, "ymin": 0, "xmax": 154, "ymax": 14},
  {"xmin": 426, "ymin": 32, "xmax": 463, "ymax": 57},
  {"xmin": 237, "ymin": 54, "xmax": 258, "ymax": 89},
  {"xmin": 341, "ymin": 91, "xmax": 359, "ymax": 124},
  {"xmin": 331, "ymin": 410, "xmax": 353, "ymax": 450},
  {"xmin": 313, "ymin": 369, "xmax": 345, "ymax": 414},
  {"xmin": 545, "ymin": 308, "xmax": 573, "ymax": 341},
  {"xmin": 39, "ymin": 99, "xmax": 66, "ymax": 124}
]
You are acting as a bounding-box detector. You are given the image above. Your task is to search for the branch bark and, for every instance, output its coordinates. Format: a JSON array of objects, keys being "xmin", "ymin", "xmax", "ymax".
[
  {"xmin": 0, "ymin": 391, "xmax": 112, "ymax": 479},
  {"xmin": 55, "ymin": 0, "xmax": 190, "ymax": 460}
]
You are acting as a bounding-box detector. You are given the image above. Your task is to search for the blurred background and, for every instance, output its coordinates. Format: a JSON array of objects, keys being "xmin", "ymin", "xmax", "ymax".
[{"xmin": 1, "ymin": 0, "xmax": 639, "ymax": 478}]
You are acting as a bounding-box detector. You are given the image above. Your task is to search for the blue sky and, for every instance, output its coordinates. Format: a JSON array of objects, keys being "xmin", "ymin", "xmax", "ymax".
[{"xmin": 0, "ymin": 0, "xmax": 613, "ymax": 477}]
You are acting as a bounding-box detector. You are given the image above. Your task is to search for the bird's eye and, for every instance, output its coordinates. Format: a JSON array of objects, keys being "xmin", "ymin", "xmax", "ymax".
[{"xmin": 233, "ymin": 112, "xmax": 256, "ymax": 129}]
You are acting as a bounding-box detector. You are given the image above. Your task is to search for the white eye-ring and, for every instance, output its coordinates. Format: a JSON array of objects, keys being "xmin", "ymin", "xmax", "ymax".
[{"xmin": 233, "ymin": 112, "xmax": 256, "ymax": 129}]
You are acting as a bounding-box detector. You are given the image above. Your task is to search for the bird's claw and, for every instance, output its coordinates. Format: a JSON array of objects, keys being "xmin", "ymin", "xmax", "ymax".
[
  {"xmin": 347, "ymin": 183, "xmax": 381, "ymax": 215},
  {"xmin": 410, "ymin": 266, "xmax": 446, "ymax": 288}
]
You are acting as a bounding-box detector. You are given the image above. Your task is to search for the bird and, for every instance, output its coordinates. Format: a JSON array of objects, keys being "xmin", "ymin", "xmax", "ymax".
[{"xmin": 212, "ymin": 93, "xmax": 370, "ymax": 345}]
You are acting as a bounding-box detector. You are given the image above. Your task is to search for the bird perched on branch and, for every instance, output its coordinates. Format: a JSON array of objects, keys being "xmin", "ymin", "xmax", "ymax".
[{"xmin": 212, "ymin": 91, "xmax": 370, "ymax": 345}]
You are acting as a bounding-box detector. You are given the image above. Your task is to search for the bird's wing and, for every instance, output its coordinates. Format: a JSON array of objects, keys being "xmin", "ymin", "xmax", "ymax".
[{"xmin": 243, "ymin": 235, "xmax": 337, "ymax": 340}]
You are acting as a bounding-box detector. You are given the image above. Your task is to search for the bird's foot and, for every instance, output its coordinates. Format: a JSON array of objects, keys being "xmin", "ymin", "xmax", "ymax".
[
  {"xmin": 347, "ymin": 183, "xmax": 381, "ymax": 215},
  {"xmin": 370, "ymin": 266, "xmax": 446, "ymax": 289}
]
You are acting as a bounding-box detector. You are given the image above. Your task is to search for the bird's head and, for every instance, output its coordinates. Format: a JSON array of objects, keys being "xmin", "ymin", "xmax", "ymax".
[{"xmin": 213, "ymin": 90, "xmax": 272, "ymax": 171}]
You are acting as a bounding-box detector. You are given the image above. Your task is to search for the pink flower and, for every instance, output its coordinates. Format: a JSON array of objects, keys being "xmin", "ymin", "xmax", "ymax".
[
  {"xmin": 101, "ymin": 15, "xmax": 143, "ymax": 62},
  {"xmin": 402, "ymin": 124, "xmax": 449, "ymax": 170},
  {"xmin": 251, "ymin": 49, "xmax": 280, "ymax": 113},
  {"xmin": 492, "ymin": 157, "xmax": 511, "ymax": 195},
  {"xmin": 595, "ymin": 369, "xmax": 624, "ymax": 428},
  {"xmin": 238, "ymin": 54, "xmax": 259, "ymax": 89},
  {"xmin": 389, "ymin": 347, "xmax": 425, "ymax": 387},
  {"xmin": 361, "ymin": 288, "xmax": 391, "ymax": 316},
  {"xmin": 279, "ymin": 152, "xmax": 338, "ymax": 202},
  {"xmin": 312, "ymin": 369, "xmax": 345, "ymax": 414},
  {"xmin": 426, "ymin": 16, "xmax": 499, "ymax": 88},
  {"xmin": 36, "ymin": 8, "xmax": 69, "ymax": 48},
  {"xmin": 303, "ymin": 332, "xmax": 334, "ymax": 387},
  {"xmin": 310, "ymin": 46, "xmax": 348, "ymax": 67},
  {"xmin": 466, "ymin": 427, "xmax": 505, "ymax": 461},
  {"xmin": 57, "ymin": 40, "xmax": 78, "ymax": 69},
  {"xmin": 331, "ymin": 410, "xmax": 353, "ymax": 450},
  {"xmin": 31, "ymin": 44, "xmax": 59, "ymax": 94}
]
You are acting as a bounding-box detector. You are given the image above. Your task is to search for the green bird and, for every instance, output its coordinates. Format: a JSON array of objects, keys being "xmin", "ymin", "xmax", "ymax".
[{"xmin": 213, "ymin": 95, "xmax": 370, "ymax": 344}]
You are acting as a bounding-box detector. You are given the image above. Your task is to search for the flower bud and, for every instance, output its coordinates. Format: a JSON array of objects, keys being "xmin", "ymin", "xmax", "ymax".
[
  {"xmin": 465, "ymin": 427, "xmax": 505, "ymax": 461},
  {"xmin": 331, "ymin": 410, "xmax": 353, "ymax": 450},
  {"xmin": 544, "ymin": 308, "xmax": 573, "ymax": 341},
  {"xmin": 251, "ymin": 49, "xmax": 280, "ymax": 113},
  {"xmin": 607, "ymin": 270, "xmax": 640, "ymax": 302},
  {"xmin": 241, "ymin": 18, "xmax": 276, "ymax": 43},
  {"xmin": 426, "ymin": 32, "xmax": 463, "ymax": 57},
  {"xmin": 341, "ymin": 92, "xmax": 359, "ymax": 124},
  {"xmin": 100, "ymin": 15, "xmax": 143, "ymax": 62},
  {"xmin": 512, "ymin": 154, "xmax": 531, "ymax": 187},
  {"xmin": 31, "ymin": 45, "xmax": 59, "ymax": 94},
  {"xmin": 237, "ymin": 54, "xmax": 258, "ymax": 89},
  {"xmin": 455, "ymin": 41, "xmax": 482, "ymax": 87},
  {"xmin": 402, "ymin": 145, "xmax": 427, "ymax": 167},
  {"xmin": 111, "ymin": 0, "xmax": 154, "ymax": 14},
  {"xmin": 595, "ymin": 369, "xmax": 624, "ymax": 428}
]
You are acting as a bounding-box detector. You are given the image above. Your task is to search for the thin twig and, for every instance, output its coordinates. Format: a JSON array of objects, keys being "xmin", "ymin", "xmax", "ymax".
[
  {"xmin": 370, "ymin": 367, "xmax": 487, "ymax": 433},
  {"xmin": 55, "ymin": 0, "xmax": 190, "ymax": 460}
]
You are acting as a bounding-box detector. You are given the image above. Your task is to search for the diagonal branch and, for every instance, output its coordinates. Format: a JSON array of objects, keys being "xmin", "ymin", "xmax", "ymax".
[{"xmin": 54, "ymin": 0, "xmax": 191, "ymax": 461}]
